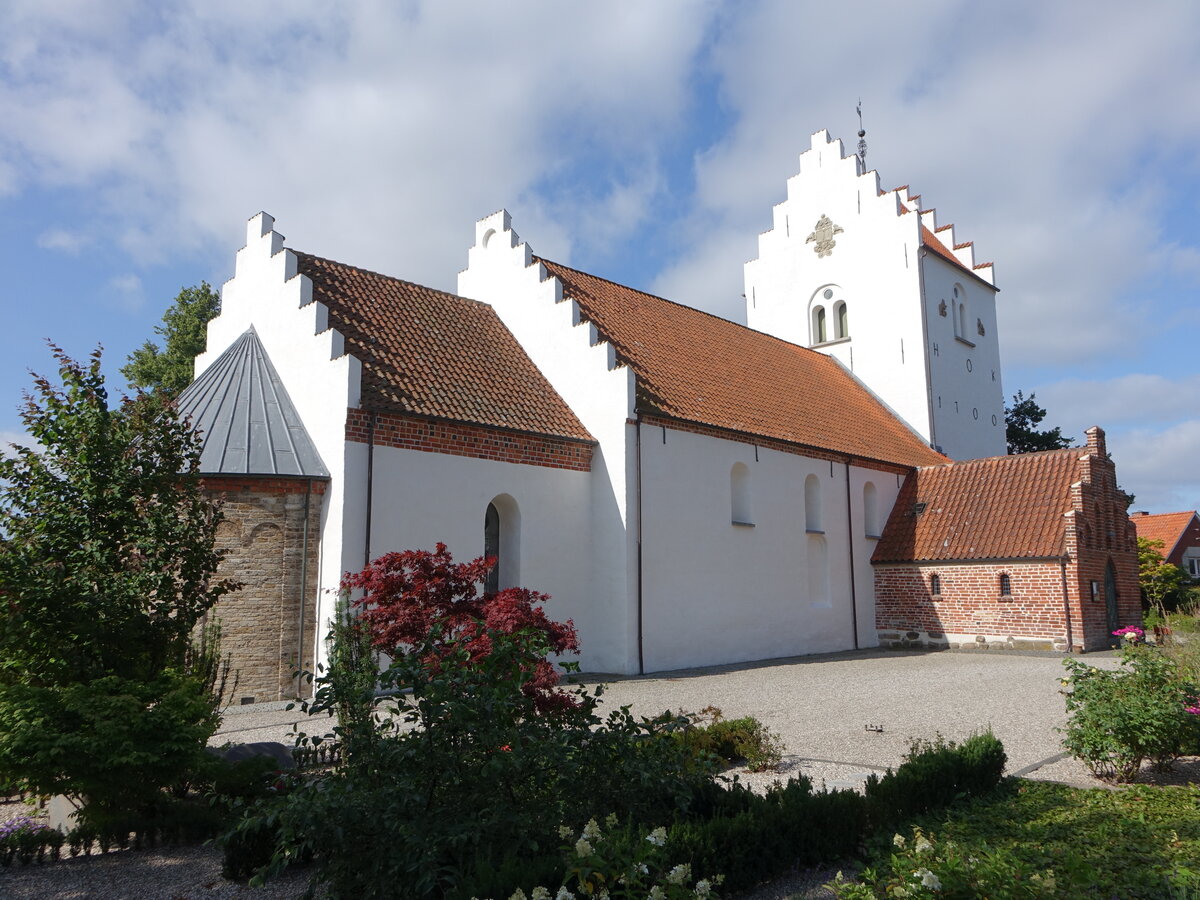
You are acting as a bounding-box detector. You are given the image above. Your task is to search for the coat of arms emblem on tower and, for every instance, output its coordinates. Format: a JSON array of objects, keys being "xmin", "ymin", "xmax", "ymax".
[{"xmin": 806, "ymin": 214, "xmax": 844, "ymax": 258}]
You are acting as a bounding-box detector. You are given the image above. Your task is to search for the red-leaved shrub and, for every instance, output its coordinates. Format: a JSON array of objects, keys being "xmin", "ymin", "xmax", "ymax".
[{"xmin": 342, "ymin": 543, "xmax": 580, "ymax": 713}]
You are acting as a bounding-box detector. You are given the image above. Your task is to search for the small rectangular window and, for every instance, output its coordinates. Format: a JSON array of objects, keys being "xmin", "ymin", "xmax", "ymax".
[
  {"xmin": 930, "ymin": 573, "xmax": 941, "ymax": 596},
  {"xmin": 999, "ymin": 573, "xmax": 1012, "ymax": 597}
]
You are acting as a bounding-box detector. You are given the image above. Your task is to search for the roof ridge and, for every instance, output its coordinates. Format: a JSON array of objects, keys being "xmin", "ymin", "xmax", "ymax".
[
  {"xmin": 535, "ymin": 256, "xmax": 839, "ymax": 360},
  {"xmin": 294, "ymin": 249, "xmax": 482, "ymax": 308},
  {"xmin": 921, "ymin": 445, "xmax": 1083, "ymax": 470}
]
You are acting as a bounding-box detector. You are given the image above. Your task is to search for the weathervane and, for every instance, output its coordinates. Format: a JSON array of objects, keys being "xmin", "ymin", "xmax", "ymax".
[{"xmin": 857, "ymin": 100, "xmax": 868, "ymax": 172}]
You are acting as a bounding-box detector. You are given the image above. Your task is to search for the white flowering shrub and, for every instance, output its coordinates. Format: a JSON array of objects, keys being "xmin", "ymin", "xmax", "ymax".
[
  {"xmin": 509, "ymin": 815, "xmax": 722, "ymax": 900},
  {"xmin": 827, "ymin": 826, "xmax": 1058, "ymax": 899}
]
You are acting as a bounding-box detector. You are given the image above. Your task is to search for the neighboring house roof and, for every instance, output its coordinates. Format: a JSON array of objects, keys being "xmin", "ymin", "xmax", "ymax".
[
  {"xmin": 872, "ymin": 447, "xmax": 1083, "ymax": 562},
  {"xmin": 537, "ymin": 258, "xmax": 946, "ymax": 470},
  {"xmin": 177, "ymin": 327, "xmax": 329, "ymax": 477},
  {"xmin": 294, "ymin": 252, "xmax": 593, "ymax": 443},
  {"xmin": 1131, "ymin": 510, "xmax": 1200, "ymax": 561}
]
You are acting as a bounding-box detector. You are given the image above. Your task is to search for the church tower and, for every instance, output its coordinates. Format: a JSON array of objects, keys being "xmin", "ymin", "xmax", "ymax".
[{"xmin": 744, "ymin": 130, "xmax": 1006, "ymax": 461}]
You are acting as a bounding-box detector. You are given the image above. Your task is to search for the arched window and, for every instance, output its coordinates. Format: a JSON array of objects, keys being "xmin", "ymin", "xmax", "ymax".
[
  {"xmin": 731, "ymin": 462, "xmax": 753, "ymax": 525},
  {"xmin": 863, "ymin": 481, "xmax": 879, "ymax": 537},
  {"xmin": 953, "ymin": 285, "xmax": 968, "ymax": 340},
  {"xmin": 930, "ymin": 573, "xmax": 942, "ymax": 596},
  {"xmin": 812, "ymin": 306, "xmax": 827, "ymax": 344},
  {"xmin": 834, "ymin": 301, "xmax": 849, "ymax": 339},
  {"xmin": 999, "ymin": 572, "xmax": 1012, "ymax": 597},
  {"xmin": 804, "ymin": 474, "xmax": 822, "ymax": 533},
  {"xmin": 483, "ymin": 494, "xmax": 521, "ymax": 593}
]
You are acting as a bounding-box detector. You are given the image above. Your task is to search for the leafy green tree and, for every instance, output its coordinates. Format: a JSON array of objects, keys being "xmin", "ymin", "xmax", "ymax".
[
  {"xmin": 121, "ymin": 281, "xmax": 220, "ymax": 396},
  {"xmin": 1138, "ymin": 536, "xmax": 1188, "ymax": 617},
  {"xmin": 1004, "ymin": 390, "xmax": 1072, "ymax": 454},
  {"xmin": 0, "ymin": 345, "xmax": 235, "ymax": 819}
]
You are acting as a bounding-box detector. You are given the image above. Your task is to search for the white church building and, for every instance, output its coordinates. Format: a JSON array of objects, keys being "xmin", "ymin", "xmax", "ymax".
[{"xmin": 179, "ymin": 131, "xmax": 1074, "ymax": 702}]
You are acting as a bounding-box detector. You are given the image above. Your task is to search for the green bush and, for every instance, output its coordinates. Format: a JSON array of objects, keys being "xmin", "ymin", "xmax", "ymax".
[
  {"xmin": 676, "ymin": 706, "xmax": 784, "ymax": 772},
  {"xmin": 228, "ymin": 623, "xmax": 715, "ymax": 898},
  {"xmin": 864, "ymin": 732, "xmax": 1007, "ymax": 829},
  {"xmin": 1061, "ymin": 642, "xmax": 1199, "ymax": 781},
  {"xmin": 667, "ymin": 778, "xmax": 867, "ymax": 892}
]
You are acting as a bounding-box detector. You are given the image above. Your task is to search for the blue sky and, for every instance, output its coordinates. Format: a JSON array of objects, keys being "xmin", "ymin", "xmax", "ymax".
[{"xmin": 2, "ymin": 1, "xmax": 1198, "ymax": 512}]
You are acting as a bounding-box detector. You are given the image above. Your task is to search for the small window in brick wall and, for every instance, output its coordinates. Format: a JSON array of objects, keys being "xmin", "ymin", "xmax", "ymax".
[
  {"xmin": 930, "ymin": 573, "xmax": 941, "ymax": 597},
  {"xmin": 999, "ymin": 572, "xmax": 1012, "ymax": 597}
]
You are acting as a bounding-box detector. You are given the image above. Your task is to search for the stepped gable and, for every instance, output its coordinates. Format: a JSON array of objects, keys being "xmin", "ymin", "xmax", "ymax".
[
  {"xmin": 177, "ymin": 327, "xmax": 329, "ymax": 477},
  {"xmin": 872, "ymin": 447, "xmax": 1083, "ymax": 563},
  {"xmin": 536, "ymin": 258, "xmax": 946, "ymax": 470},
  {"xmin": 294, "ymin": 252, "xmax": 592, "ymax": 443},
  {"xmin": 1132, "ymin": 510, "xmax": 1198, "ymax": 558}
]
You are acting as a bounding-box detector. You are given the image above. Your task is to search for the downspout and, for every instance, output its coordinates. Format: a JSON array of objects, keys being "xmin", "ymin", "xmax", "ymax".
[
  {"xmin": 844, "ymin": 460, "xmax": 860, "ymax": 650},
  {"xmin": 364, "ymin": 412, "xmax": 377, "ymax": 569},
  {"xmin": 635, "ymin": 413, "xmax": 645, "ymax": 675},
  {"xmin": 1059, "ymin": 556, "xmax": 1074, "ymax": 653},
  {"xmin": 296, "ymin": 478, "xmax": 312, "ymax": 689}
]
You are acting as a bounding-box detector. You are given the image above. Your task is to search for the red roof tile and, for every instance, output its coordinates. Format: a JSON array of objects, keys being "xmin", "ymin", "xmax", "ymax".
[
  {"xmin": 537, "ymin": 259, "xmax": 946, "ymax": 469},
  {"xmin": 1132, "ymin": 511, "xmax": 1199, "ymax": 560},
  {"xmin": 295, "ymin": 252, "xmax": 592, "ymax": 442},
  {"xmin": 872, "ymin": 448, "xmax": 1083, "ymax": 562}
]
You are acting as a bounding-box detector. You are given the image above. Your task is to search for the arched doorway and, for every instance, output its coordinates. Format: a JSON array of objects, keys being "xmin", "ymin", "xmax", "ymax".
[
  {"xmin": 483, "ymin": 494, "xmax": 521, "ymax": 594},
  {"xmin": 1104, "ymin": 560, "xmax": 1120, "ymax": 646}
]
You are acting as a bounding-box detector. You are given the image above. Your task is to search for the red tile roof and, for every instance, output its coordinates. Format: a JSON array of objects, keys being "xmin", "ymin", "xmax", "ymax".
[
  {"xmin": 295, "ymin": 252, "xmax": 593, "ymax": 442},
  {"xmin": 537, "ymin": 258, "xmax": 946, "ymax": 469},
  {"xmin": 1131, "ymin": 511, "xmax": 1199, "ymax": 560},
  {"xmin": 921, "ymin": 226, "xmax": 995, "ymax": 286},
  {"xmin": 872, "ymin": 447, "xmax": 1083, "ymax": 562}
]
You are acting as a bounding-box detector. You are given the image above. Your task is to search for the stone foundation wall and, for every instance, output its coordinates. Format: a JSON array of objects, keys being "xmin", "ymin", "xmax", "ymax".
[{"xmin": 203, "ymin": 477, "xmax": 326, "ymax": 703}]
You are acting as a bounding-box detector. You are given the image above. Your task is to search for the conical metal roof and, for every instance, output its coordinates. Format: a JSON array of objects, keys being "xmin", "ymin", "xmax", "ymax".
[{"xmin": 177, "ymin": 328, "xmax": 329, "ymax": 478}]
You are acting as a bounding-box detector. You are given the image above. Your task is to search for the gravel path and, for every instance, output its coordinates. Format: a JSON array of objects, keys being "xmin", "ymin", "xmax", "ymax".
[{"xmin": 0, "ymin": 647, "xmax": 1126, "ymax": 899}]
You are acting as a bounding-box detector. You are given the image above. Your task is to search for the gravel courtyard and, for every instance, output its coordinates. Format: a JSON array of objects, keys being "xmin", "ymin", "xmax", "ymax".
[{"xmin": 1, "ymin": 647, "xmax": 1124, "ymax": 898}]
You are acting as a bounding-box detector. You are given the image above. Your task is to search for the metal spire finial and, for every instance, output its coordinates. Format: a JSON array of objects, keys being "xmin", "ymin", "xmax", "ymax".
[{"xmin": 856, "ymin": 100, "xmax": 867, "ymax": 172}]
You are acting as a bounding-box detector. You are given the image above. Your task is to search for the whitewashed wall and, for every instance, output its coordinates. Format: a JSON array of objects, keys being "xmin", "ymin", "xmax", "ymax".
[
  {"xmin": 744, "ymin": 130, "xmax": 1005, "ymax": 460},
  {"xmin": 459, "ymin": 211, "xmax": 641, "ymax": 674},
  {"xmin": 363, "ymin": 444, "xmax": 607, "ymax": 670},
  {"xmin": 920, "ymin": 255, "xmax": 1006, "ymax": 459},
  {"xmin": 638, "ymin": 422, "xmax": 902, "ymax": 672},
  {"xmin": 197, "ymin": 212, "xmax": 363, "ymax": 672}
]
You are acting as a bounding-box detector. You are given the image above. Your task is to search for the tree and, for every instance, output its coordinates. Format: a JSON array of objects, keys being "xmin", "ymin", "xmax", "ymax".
[
  {"xmin": 121, "ymin": 281, "xmax": 220, "ymax": 396},
  {"xmin": 343, "ymin": 543, "xmax": 580, "ymax": 714},
  {"xmin": 0, "ymin": 345, "xmax": 235, "ymax": 819},
  {"xmin": 1004, "ymin": 390, "xmax": 1072, "ymax": 454},
  {"xmin": 1137, "ymin": 536, "xmax": 1188, "ymax": 617}
]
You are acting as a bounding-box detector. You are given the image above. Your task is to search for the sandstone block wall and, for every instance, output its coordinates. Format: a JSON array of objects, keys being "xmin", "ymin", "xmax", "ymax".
[{"xmin": 203, "ymin": 477, "xmax": 326, "ymax": 703}]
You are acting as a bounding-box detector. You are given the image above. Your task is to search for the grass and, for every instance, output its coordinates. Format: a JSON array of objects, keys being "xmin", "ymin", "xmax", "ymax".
[{"xmin": 839, "ymin": 778, "xmax": 1200, "ymax": 898}]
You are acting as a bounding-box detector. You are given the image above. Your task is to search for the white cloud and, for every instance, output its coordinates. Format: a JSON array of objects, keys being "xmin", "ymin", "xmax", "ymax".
[
  {"xmin": 0, "ymin": 1, "xmax": 720, "ymax": 286},
  {"xmin": 0, "ymin": 428, "xmax": 37, "ymax": 459},
  {"xmin": 36, "ymin": 227, "xmax": 89, "ymax": 254},
  {"xmin": 108, "ymin": 273, "xmax": 144, "ymax": 312},
  {"xmin": 1038, "ymin": 374, "xmax": 1200, "ymax": 436},
  {"xmin": 661, "ymin": 1, "xmax": 1200, "ymax": 365},
  {"xmin": 1108, "ymin": 421, "xmax": 1200, "ymax": 514}
]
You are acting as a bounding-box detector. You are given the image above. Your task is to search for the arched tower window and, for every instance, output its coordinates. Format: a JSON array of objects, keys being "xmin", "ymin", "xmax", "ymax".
[
  {"xmin": 834, "ymin": 301, "xmax": 849, "ymax": 339},
  {"xmin": 863, "ymin": 481, "xmax": 879, "ymax": 537},
  {"xmin": 953, "ymin": 284, "xmax": 969, "ymax": 340},
  {"xmin": 483, "ymin": 494, "xmax": 521, "ymax": 593},
  {"xmin": 812, "ymin": 306, "xmax": 827, "ymax": 344},
  {"xmin": 731, "ymin": 462, "xmax": 753, "ymax": 525},
  {"xmin": 804, "ymin": 474, "xmax": 822, "ymax": 532}
]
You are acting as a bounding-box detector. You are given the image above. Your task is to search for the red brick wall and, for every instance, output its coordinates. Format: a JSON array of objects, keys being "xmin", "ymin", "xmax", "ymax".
[
  {"xmin": 345, "ymin": 409, "xmax": 592, "ymax": 472},
  {"xmin": 873, "ymin": 428, "xmax": 1142, "ymax": 652},
  {"xmin": 876, "ymin": 560, "xmax": 1072, "ymax": 648}
]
